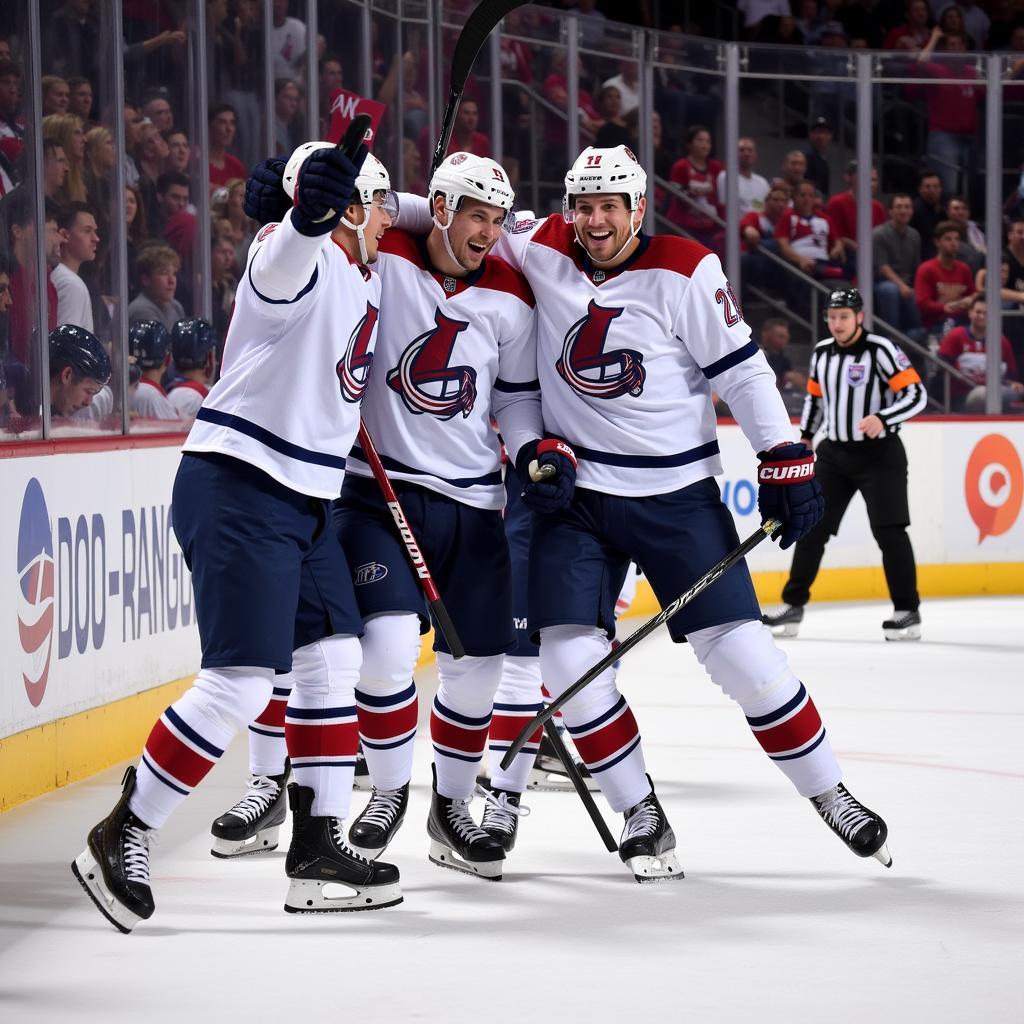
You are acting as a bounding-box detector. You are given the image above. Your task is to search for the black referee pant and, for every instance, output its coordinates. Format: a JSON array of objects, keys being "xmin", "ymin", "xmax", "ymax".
[{"xmin": 782, "ymin": 434, "xmax": 920, "ymax": 611}]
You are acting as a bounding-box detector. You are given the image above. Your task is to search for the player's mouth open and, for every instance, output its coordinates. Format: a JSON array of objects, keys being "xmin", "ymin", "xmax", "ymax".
[
  {"xmin": 468, "ymin": 242, "xmax": 486, "ymax": 254},
  {"xmin": 588, "ymin": 231, "xmax": 613, "ymax": 242}
]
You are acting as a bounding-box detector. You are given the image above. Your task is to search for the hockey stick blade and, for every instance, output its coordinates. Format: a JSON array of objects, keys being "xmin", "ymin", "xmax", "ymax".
[
  {"xmin": 431, "ymin": 0, "xmax": 530, "ymax": 175},
  {"xmin": 542, "ymin": 721, "xmax": 618, "ymax": 852},
  {"xmin": 499, "ymin": 519, "xmax": 782, "ymax": 771}
]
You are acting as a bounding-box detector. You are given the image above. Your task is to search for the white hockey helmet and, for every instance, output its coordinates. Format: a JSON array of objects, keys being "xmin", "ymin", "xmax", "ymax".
[
  {"xmin": 282, "ymin": 141, "xmax": 392, "ymax": 207},
  {"xmin": 564, "ymin": 145, "xmax": 647, "ymax": 215},
  {"xmin": 429, "ymin": 152, "xmax": 516, "ymax": 216},
  {"xmin": 281, "ymin": 140, "xmax": 331, "ymax": 202}
]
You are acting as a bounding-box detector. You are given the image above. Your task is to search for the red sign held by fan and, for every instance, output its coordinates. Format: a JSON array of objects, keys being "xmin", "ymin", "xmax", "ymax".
[{"xmin": 327, "ymin": 89, "xmax": 386, "ymax": 148}]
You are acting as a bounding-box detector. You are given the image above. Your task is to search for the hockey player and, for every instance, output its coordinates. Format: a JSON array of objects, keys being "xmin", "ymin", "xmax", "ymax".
[
  {"xmin": 48, "ymin": 323, "xmax": 111, "ymax": 419},
  {"xmin": 393, "ymin": 145, "xmax": 892, "ymax": 880},
  {"xmin": 167, "ymin": 317, "xmax": 217, "ymax": 425},
  {"xmin": 128, "ymin": 320, "xmax": 179, "ymax": 421},
  {"xmin": 72, "ymin": 140, "xmax": 403, "ymax": 932}
]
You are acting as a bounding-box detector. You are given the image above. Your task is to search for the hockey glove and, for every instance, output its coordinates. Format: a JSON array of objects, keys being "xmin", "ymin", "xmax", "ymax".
[
  {"xmin": 515, "ymin": 438, "xmax": 578, "ymax": 514},
  {"xmin": 757, "ymin": 442, "xmax": 824, "ymax": 549},
  {"xmin": 244, "ymin": 157, "xmax": 290, "ymax": 225},
  {"xmin": 291, "ymin": 144, "xmax": 368, "ymax": 237}
]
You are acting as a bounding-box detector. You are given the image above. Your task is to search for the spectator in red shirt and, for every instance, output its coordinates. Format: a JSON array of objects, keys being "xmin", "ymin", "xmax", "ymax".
[
  {"xmin": 884, "ymin": 0, "xmax": 933, "ymax": 50},
  {"xmin": 913, "ymin": 28, "xmax": 982, "ymax": 196},
  {"xmin": 777, "ymin": 180, "xmax": 845, "ymax": 276},
  {"xmin": 914, "ymin": 220, "xmax": 976, "ymax": 329},
  {"xmin": 824, "ymin": 161, "xmax": 887, "ymax": 257},
  {"xmin": 667, "ymin": 125, "xmax": 725, "ymax": 250},
  {"xmin": 208, "ymin": 103, "xmax": 247, "ymax": 191},
  {"xmin": 937, "ymin": 296, "xmax": 1023, "ymax": 410},
  {"xmin": 740, "ymin": 185, "xmax": 789, "ymax": 292}
]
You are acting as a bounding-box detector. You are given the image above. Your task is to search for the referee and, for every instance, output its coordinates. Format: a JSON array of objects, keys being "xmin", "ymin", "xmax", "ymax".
[{"xmin": 763, "ymin": 288, "xmax": 928, "ymax": 640}]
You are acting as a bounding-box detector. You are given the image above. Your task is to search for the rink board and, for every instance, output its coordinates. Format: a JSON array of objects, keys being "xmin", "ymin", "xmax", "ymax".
[{"xmin": 2, "ymin": 420, "xmax": 1022, "ymax": 810}]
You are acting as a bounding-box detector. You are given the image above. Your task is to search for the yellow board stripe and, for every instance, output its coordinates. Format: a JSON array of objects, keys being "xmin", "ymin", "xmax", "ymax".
[{"xmin": 3, "ymin": 561, "xmax": 1022, "ymax": 813}]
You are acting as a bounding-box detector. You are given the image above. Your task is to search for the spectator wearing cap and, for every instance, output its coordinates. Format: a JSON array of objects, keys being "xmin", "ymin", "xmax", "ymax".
[
  {"xmin": 209, "ymin": 103, "xmax": 247, "ymax": 190},
  {"xmin": 717, "ymin": 137, "xmax": 770, "ymax": 215},
  {"xmin": 945, "ymin": 195, "xmax": 985, "ymax": 274},
  {"xmin": 873, "ymin": 193, "xmax": 923, "ymax": 335},
  {"xmin": 884, "ymin": 0, "xmax": 934, "ymax": 49},
  {"xmin": 803, "ymin": 116, "xmax": 833, "ymax": 197},
  {"xmin": 911, "ymin": 171, "xmax": 946, "ymax": 260},
  {"xmin": 53, "ymin": 202, "xmax": 99, "ymax": 333},
  {"xmin": 128, "ymin": 320, "xmax": 178, "ymax": 420},
  {"xmin": 825, "ymin": 162, "xmax": 887, "ymax": 258},
  {"xmin": 128, "ymin": 245, "xmax": 184, "ymax": 333},
  {"xmin": 914, "ymin": 220, "xmax": 976, "ymax": 330}
]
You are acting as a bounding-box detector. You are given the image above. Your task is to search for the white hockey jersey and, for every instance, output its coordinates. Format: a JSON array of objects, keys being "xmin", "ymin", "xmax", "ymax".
[
  {"xmin": 183, "ymin": 213, "xmax": 381, "ymax": 499},
  {"xmin": 131, "ymin": 378, "xmax": 179, "ymax": 421},
  {"xmin": 346, "ymin": 229, "xmax": 541, "ymax": 510},
  {"xmin": 168, "ymin": 380, "xmax": 209, "ymax": 424}
]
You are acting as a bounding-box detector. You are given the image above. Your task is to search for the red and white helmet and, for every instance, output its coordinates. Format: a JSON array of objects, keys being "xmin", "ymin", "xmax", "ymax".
[
  {"xmin": 429, "ymin": 152, "xmax": 515, "ymax": 216},
  {"xmin": 564, "ymin": 145, "xmax": 647, "ymax": 215}
]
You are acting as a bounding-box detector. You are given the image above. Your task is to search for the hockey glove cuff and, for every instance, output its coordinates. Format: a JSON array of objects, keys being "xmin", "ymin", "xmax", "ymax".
[
  {"xmin": 515, "ymin": 438, "xmax": 578, "ymax": 514},
  {"xmin": 244, "ymin": 157, "xmax": 291, "ymax": 225},
  {"xmin": 291, "ymin": 145, "xmax": 368, "ymax": 237},
  {"xmin": 757, "ymin": 442, "xmax": 824, "ymax": 549}
]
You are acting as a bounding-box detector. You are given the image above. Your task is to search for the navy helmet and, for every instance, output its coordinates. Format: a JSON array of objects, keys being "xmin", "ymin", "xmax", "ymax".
[
  {"xmin": 129, "ymin": 320, "xmax": 171, "ymax": 369},
  {"xmin": 48, "ymin": 324, "xmax": 111, "ymax": 384},
  {"xmin": 171, "ymin": 318, "xmax": 216, "ymax": 370}
]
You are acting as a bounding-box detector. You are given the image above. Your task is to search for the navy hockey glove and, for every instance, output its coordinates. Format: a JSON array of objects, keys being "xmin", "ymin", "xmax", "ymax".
[
  {"xmin": 244, "ymin": 157, "xmax": 290, "ymax": 225},
  {"xmin": 291, "ymin": 144, "xmax": 368, "ymax": 237},
  {"xmin": 757, "ymin": 442, "xmax": 824, "ymax": 549},
  {"xmin": 515, "ymin": 438, "xmax": 578, "ymax": 514}
]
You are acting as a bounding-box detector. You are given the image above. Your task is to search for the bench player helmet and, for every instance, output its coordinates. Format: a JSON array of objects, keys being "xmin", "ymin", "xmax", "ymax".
[
  {"xmin": 48, "ymin": 323, "xmax": 111, "ymax": 384},
  {"xmin": 171, "ymin": 317, "xmax": 216, "ymax": 371},
  {"xmin": 429, "ymin": 152, "xmax": 515, "ymax": 269},
  {"xmin": 826, "ymin": 288, "xmax": 864, "ymax": 314},
  {"xmin": 128, "ymin": 320, "xmax": 171, "ymax": 369}
]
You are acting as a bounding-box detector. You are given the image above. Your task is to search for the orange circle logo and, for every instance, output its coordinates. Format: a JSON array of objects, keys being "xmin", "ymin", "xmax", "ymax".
[{"xmin": 965, "ymin": 434, "xmax": 1024, "ymax": 542}]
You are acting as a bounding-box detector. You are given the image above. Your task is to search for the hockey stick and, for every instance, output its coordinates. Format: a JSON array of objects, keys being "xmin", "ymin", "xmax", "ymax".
[
  {"xmin": 431, "ymin": 0, "xmax": 531, "ymax": 175},
  {"xmin": 356, "ymin": 422, "xmax": 466, "ymax": 659},
  {"xmin": 542, "ymin": 720, "xmax": 618, "ymax": 852},
  {"xmin": 499, "ymin": 518, "xmax": 782, "ymax": 770}
]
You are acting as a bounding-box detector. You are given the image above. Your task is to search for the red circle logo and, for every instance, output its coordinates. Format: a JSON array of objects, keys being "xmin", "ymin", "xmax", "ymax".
[{"xmin": 964, "ymin": 434, "xmax": 1023, "ymax": 542}]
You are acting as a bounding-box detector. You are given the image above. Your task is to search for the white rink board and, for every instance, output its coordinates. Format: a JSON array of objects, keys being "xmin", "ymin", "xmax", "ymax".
[{"xmin": 2, "ymin": 444, "xmax": 198, "ymax": 739}]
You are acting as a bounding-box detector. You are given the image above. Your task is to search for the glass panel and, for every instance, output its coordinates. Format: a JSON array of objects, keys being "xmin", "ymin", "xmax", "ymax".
[{"xmin": 1001, "ymin": 62, "xmax": 1024, "ymax": 417}]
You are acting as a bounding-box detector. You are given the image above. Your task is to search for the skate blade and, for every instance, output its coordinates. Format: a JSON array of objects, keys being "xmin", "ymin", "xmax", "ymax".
[
  {"xmin": 526, "ymin": 773, "xmax": 600, "ymax": 793},
  {"xmin": 71, "ymin": 849, "xmax": 146, "ymax": 934},
  {"xmin": 883, "ymin": 626, "xmax": 921, "ymax": 641},
  {"xmin": 768, "ymin": 623, "xmax": 800, "ymax": 638},
  {"xmin": 283, "ymin": 878, "xmax": 403, "ymax": 913},
  {"xmin": 428, "ymin": 840, "xmax": 503, "ymax": 880},
  {"xmin": 626, "ymin": 851, "xmax": 685, "ymax": 883},
  {"xmin": 872, "ymin": 842, "xmax": 893, "ymax": 868},
  {"xmin": 210, "ymin": 825, "xmax": 281, "ymax": 859}
]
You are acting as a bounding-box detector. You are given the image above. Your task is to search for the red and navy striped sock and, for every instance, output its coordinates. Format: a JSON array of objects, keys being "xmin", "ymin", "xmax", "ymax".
[
  {"xmin": 285, "ymin": 701, "xmax": 359, "ymax": 819},
  {"xmin": 248, "ymin": 677, "xmax": 292, "ymax": 776},
  {"xmin": 355, "ymin": 680, "xmax": 418, "ymax": 791},
  {"xmin": 431, "ymin": 694, "xmax": 492, "ymax": 799}
]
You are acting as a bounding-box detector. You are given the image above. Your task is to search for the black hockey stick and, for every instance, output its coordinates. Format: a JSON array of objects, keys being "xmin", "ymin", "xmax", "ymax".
[
  {"xmin": 499, "ymin": 518, "xmax": 782, "ymax": 770},
  {"xmin": 431, "ymin": 0, "xmax": 531, "ymax": 175},
  {"xmin": 542, "ymin": 720, "xmax": 618, "ymax": 852}
]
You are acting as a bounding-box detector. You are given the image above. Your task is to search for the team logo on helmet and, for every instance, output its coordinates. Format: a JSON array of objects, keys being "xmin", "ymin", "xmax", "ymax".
[
  {"xmin": 386, "ymin": 309, "xmax": 477, "ymax": 420},
  {"xmin": 17, "ymin": 478, "xmax": 55, "ymax": 708},
  {"xmin": 450, "ymin": 154, "xmax": 468, "ymax": 165},
  {"xmin": 556, "ymin": 300, "xmax": 645, "ymax": 400},
  {"xmin": 337, "ymin": 301, "xmax": 379, "ymax": 403}
]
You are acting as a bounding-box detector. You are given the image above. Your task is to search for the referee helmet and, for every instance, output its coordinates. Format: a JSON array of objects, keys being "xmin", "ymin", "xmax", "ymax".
[{"xmin": 825, "ymin": 288, "xmax": 864, "ymax": 315}]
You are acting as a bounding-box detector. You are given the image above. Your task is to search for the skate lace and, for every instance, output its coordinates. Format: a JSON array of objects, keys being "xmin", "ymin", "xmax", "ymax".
[
  {"xmin": 446, "ymin": 797, "xmax": 492, "ymax": 844},
  {"xmin": 123, "ymin": 825, "xmax": 158, "ymax": 884},
  {"xmin": 622, "ymin": 802, "xmax": 659, "ymax": 841},
  {"xmin": 331, "ymin": 818, "xmax": 369, "ymax": 863},
  {"xmin": 360, "ymin": 788, "xmax": 404, "ymax": 830},
  {"xmin": 816, "ymin": 788, "xmax": 871, "ymax": 840},
  {"xmin": 476, "ymin": 786, "xmax": 531, "ymax": 836},
  {"xmin": 226, "ymin": 775, "xmax": 280, "ymax": 824}
]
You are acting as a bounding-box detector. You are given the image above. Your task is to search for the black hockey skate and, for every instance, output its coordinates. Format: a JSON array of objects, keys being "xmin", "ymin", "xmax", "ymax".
[
  {"xmin": 347, "ymin": 782, "xmax": 409, "ymax": 860},
  {"xmin": 811, "ymin": 783, "xmax": 892, "ymax": 867},
  {"xmin": 210, "ymin": 761, "xmax": 290, "ymax": 858},
  {"xmin": 71, "ymin": 765, "xmax": 158, "ymax": 933},
  {"xmin": 527, "ymin": 730, "xmax": 600, "ymax": 792},
  {"xmin": 353, "ymin": 744, "xmax": 372, "ymax": 792},
  {"xmin": 427, "ymin": 765, "xmax": 505, "ymax": 880},
  {"xmin": 284, "ymin": 784, "xmax": 403, "ymax": 913},
  {"xmin": 762, "ymin": 604, "xmax": 804, "ymax": 637},
  {"xmin": 618, "ymin": 777, "xmax": 683, "ymax": 883},
  {"xmin": 478, "ymin": 783, "xmax": 530, "ymax": 853},
  {"xmin": 882, "ymin": 609, "xmax": 922, "ymax": 641}
]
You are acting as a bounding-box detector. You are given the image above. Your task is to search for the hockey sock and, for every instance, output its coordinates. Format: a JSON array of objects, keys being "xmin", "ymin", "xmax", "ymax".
[
  {"xmin": 688, "ymin": 619, "xmax": 842, "ymax": 798},
  {"xmin": 132, "ymin": 666, "xmax": 275, "ymax": 828},
  {"xmin": 355, "ymin": 613, "xmax": 421, "ymax": 791},
  {"xmin": 489, "ymin": 655, "xmax": 544, "ymax": 792},
  {"xmin": 431, "ymin": 652, "xmax": 503, "ymax": 799},
  {"xmin": 286, "ymin": 635, "xmax": 361, "ymax": 819},
  {"xmin": 248, "ymin": 672, "xmax": 292, "ymax": 776},
  {"xmin": 539, "ymin": 625, "xmax": 649, "ymax": 813}
]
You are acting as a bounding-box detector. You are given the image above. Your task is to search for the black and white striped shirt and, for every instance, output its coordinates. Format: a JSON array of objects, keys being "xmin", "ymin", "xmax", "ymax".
[{"xmin": 801, "ymin": 330, "xmax": 928, "ymax": 442}]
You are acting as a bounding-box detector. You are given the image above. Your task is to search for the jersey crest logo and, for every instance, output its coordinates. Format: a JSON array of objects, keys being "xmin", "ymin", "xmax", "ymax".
[
  {"xmin": 556, "ymin": 299, "xmax": 645, "ymax": 400},
  {"xmin": 386, "ymin": 308, "xmax": 477, "ymax": 419},
  {"xmin": 336, "ymin": 301, "xmax": 378, "ymax": 403},
  {"xmin": 846, "ymin": 362, "xmax": 867, "ymax": 387}
]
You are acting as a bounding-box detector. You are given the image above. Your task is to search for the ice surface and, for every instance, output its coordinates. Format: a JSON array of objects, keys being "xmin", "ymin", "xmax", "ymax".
[{"xmin": 1, "ymin": 598, "xmax": 1021, "ymax": 1022}]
